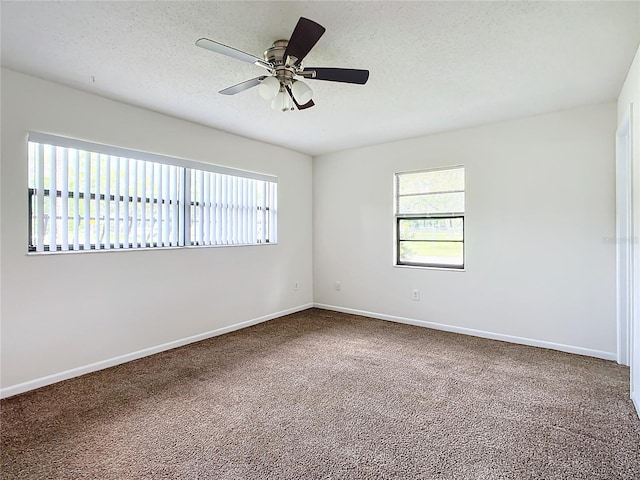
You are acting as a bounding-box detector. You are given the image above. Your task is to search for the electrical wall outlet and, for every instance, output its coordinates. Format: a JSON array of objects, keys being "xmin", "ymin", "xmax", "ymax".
[
  {"xmin": 412, "ymin": 290, "xmax": 420, "ymax": 301},
  {"xmin": 335, "ymin": 281, "xmax": 342, "ymax": 291}
]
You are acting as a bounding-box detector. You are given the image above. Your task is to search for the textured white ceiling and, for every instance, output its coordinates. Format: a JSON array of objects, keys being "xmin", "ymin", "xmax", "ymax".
[{"xmin": 1, "ymin": 1, "xmax": 639, "ymax": 156}]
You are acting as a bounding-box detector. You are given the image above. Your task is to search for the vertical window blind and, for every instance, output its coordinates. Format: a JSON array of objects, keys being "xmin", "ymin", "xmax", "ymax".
[{"xmin": 27, "ymin": 133, "xmax": 277, "ymax": 252}]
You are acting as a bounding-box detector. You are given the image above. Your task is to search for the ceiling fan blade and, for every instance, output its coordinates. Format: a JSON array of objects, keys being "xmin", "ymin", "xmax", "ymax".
[
  {"xmin": 196, "ymin": 38, "xmax": 272, "ymax": 70},
  {"xmin": 219, "ymin": 76, "xmax": 266, "ymax": 95},
  {"xmin": 302, "ymin": 68, "xmax": 369, "ymax": 85},
  {"xmin": 283, "ymin": 17, "xmax": 326, "ymax": 66},
  {"xmin": 286, "ymin": 86, "xmax": 315, "ymax": 110}
]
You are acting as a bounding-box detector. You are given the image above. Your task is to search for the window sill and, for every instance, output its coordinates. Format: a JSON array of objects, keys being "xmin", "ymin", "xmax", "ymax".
[
  {"xmin": 26, "ymin": 242, "xmax": 278, "ymax": 256},
  {"xmin": 393, "ymin": 264, "xmax": 465, "ymax": 272}
]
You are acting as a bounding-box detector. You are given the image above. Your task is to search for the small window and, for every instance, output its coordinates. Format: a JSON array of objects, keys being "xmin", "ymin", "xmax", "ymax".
[
  {"xmin": 395, "ymin": 166, "xmax": 465, "ymax": 269},
  {"xmin": 27, "ymin": 133, "xmax": 277, "ymax": 252}
]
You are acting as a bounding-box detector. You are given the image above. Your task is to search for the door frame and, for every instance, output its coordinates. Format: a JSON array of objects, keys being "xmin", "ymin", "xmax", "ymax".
[{"xmin": 616, "ymin": 106, "xmax": 633, "ymax": 366}]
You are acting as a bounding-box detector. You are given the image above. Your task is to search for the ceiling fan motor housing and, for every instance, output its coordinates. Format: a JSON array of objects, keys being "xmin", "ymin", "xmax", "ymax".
[
  {"xmin": 264, "ymin": 40, "xmax": 297, "ymax": 86},
  {"xmin": 264, "ymin": 40, "xmax": 288, "ymax": 65}
]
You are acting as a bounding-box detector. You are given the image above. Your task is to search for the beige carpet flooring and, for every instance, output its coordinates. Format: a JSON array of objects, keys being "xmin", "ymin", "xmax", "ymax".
[{"xmin": 1, "ymin": 308, "xmax": 639, "ymax": 479}]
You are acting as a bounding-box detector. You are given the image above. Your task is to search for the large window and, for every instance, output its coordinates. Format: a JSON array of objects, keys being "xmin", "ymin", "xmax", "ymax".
[
  {"xmin": 395, "ymin": 166, "xmax": 465, "ymax": 269},
  {"xmin": 27, "ymin": 133, "xmax": 277, "ymax": 252}
]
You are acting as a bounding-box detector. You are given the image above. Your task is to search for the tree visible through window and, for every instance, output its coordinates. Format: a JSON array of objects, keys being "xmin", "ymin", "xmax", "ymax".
[{"xmin": 395, "ymin": 166, "xmax": 465, "ymax": 268}]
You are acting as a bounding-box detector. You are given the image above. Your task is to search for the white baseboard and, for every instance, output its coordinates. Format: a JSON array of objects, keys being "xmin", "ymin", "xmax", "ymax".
[
  {"xmin": 0, "ymin": 303, "xmax": 313, "ymax": 399},
  {"xmin": 314, "ymin": 303, "xmax": 617, "ymax": 361},
  {"xmin": 632, "ymin": 391, "xmax": 640, "ymax": 419}
]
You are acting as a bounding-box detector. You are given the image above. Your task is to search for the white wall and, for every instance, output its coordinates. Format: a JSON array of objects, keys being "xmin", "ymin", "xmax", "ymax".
[
  {"xmin": 617, "ymin": 44, "xmax": 640, "ymax": 415},
  {"xmin": 0, "ymin": 66, "xmax": 624, "ymax": 398},
  {"xmin": 0, "ymin": 69, "xmax": 313, "ymax": 394},
  {"xmin": 314, "ymin": 103, "xmax": 617, "ymax": 358}
]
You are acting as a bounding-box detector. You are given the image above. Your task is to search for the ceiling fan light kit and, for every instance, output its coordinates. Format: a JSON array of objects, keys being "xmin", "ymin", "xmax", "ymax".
[
  {"xmin": 271, "ymin": 88, "xmax": 294, "ymax": 112},
  {"xmin": 291, "ymin": 80, "xmax": 313, "ymax": 104},
  {"xmin": 196, "ymin": 17, "xmax": 369, "ymax": 111},
  {"xmin": 258, "ymin": 76, "xmax": 281, "ymax": 101}
]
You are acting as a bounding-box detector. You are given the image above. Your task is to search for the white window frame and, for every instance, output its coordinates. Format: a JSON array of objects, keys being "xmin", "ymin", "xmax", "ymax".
[
  {"xmin": 394, "ymin": 165, "xmax": 465, "ymax": 270},
  {"xmin": 27, "ymin": 132, "xmax": 277, "ymax": 253}
]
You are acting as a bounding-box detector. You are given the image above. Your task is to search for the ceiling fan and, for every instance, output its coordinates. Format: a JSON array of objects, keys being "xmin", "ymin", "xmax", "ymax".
[{"xmin": 196, "ymin": 17, "xmax": 369, "ymax": 111}]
